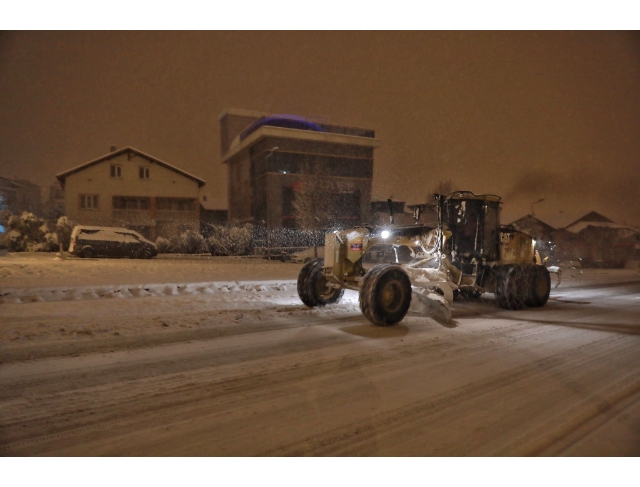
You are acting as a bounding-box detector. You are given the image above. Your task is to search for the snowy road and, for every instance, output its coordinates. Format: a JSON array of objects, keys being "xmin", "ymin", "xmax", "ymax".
[{"xmin": 1, "ymin": 255, "xmax": 639, "ymax": 456}]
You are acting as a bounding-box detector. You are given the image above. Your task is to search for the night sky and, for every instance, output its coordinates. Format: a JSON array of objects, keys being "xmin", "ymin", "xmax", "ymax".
[{"xmin": 1, "ymin": 31, "xmax": 639, "ymax": 227}]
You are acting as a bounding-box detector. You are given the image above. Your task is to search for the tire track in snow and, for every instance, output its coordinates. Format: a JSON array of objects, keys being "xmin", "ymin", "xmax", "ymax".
[
  {"xmin": 263, "ymin": 334, "xmax": 640, "ymax": 456},
  {"xmin": 0, "ymin": 320, "xmax": 605, "ymax": 455}
]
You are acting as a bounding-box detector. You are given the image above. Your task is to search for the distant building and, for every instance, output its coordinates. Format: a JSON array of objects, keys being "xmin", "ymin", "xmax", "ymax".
[
  {"xmin": 197, "ymin": 194, "xmax": 228, "ymax": 239},
  {"xmin": 219, "ymin": 108, "xmax": 380, "ymax": 229},
  {"xmin": 56, "ymin": 146, "xmax": 206, "ymax": 240},
  {"xmin": 510, "ymin": 214, "xmax": 562, "ymax": 263},
  {"xmin": 43, "ymin": 181, "xmax": 66, "ymax": 220},
  {"xmin": 510, "ymin": 214, "xmax": 557, "ymax": 242},
  {"xmin": 510, "ymin": 211, "xmax": 638, "ymax": 268},
  {"xmin": 562, "ymin": 211, "xmax": 637, "ymax": 268},
  {"xmin": 0, "ymin": 176, "xmax": 43, "ymax": 215}
]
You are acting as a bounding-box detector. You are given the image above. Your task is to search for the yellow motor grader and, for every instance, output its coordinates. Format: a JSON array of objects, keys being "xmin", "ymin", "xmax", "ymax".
[{"xmin": 297, "ymin": 191, "xmax": 551, "ymax": 325}]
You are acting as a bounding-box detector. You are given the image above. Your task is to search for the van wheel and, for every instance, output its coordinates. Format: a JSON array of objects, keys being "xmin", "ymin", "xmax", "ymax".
[
  {"xmin": 359, "ymin": 264, "xmax": 412, "ymax": 326},
  {"xmin": 137, "ymin": 249, "xmax": 152, "ymax": 259},
  {"xmin": 81, "ymin": 246, "xmax": 95, "ymax": 259}
]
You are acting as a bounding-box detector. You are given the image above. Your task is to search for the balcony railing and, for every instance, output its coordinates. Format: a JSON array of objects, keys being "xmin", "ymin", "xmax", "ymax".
[
  {"xmin": 111, "ymin": 209, "xmax": 198, "ymax": 224},
  {"xmin": 112, "ymin": 209, "xmax": 152, "ymax": 223},
  {"xmin": 156, "ymin": 210, "xmax": 198, "ymax": 222}
]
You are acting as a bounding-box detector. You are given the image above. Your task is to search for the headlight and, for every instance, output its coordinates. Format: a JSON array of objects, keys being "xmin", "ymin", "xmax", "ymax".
[{"xmin": 381, "ymin": 230, "xmax": 390, "ymax": 239}]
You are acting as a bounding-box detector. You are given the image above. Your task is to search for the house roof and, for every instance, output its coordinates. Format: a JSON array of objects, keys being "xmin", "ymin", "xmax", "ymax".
[
  {"xmin": 56, "ymin": 146, "xmax": 206, "ymax": 187},
  {"xmin": 565, "ymin": 211, "xmax": 636, "ymax": 234},
  {"xmin": 0, "ymin": 176, "xmax": 26, "ymax": 189},
  {"xmin": 565, "ymin": 221, "xmax": 637, "ymax": 234},
  {"xmin": 566, "ymin": 211, "xmax": 613, "ymax": 229},
  {"xmin": 510, "ymin": 214, "xmax": 557, "ymax": 233}
]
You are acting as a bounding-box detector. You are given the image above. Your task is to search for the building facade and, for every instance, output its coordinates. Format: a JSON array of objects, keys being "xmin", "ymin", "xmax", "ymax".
[
  {"xmin": 56, "ymin": 147, "xmax": 205, "ymax": 240},
  {"xmin": 0, "ymin": 177, "xmax": 43, "ymax": 215},
  {"xmin": 219, "ymin": 109, "xmax": 380, "ymax": 229},
  {"xmin": 562, "ymin": 211, "xmax": 638, "ymax": 268},
  {"xmin": 510, "ymin": 211, "xmax": 638, "ymax": 268}
]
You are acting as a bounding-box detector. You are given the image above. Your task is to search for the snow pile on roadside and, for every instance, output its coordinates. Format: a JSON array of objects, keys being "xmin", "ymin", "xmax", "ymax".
[{"xmin": 0, "ymin": 280, "xmax": 297, "ymax": 305}]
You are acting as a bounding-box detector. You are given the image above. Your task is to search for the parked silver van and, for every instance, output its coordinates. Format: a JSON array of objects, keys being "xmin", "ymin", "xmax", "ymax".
[{"xmin": 69, "ymin": 225, "xmax": 157, "ymax": 259}]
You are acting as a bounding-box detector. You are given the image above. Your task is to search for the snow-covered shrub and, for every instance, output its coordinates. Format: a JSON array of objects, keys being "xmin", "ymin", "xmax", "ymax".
[
  {"xmin": 155, "ymin": 236, "xmax": 171, "ymax": 254},
  {"xmin": 6, "ymin": 229, "xmax": 26, "ymax": 252},
  {"xmin": 56, "ymin": 216, "xmax": 75, "ymax": 250},
  {"xmin": 169, "ymin": 230, "xmax": 209, "ymax": 254},
  {"xmin": 207, "ymin": 224, "xmax": 252, "ymax": 256},
  {"xmin": 0, "ymin": 212, "xmax": 65, "ymax": 252},
  {"xmin": 3, "ymin": 212, "xmax": 45, "ymax": 252},
  {"xmin": 18, "ymin": 212, "xmax": 43, "ymax": 242},
  {"xmin": 40, "ymin": 231, "xmax": 59, "ymax": 252}
]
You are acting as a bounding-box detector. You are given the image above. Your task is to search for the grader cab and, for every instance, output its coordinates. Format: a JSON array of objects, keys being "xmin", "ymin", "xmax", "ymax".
[{"xmin": 297, "ymin": 191, "xmax": 551, "ymax": 326}]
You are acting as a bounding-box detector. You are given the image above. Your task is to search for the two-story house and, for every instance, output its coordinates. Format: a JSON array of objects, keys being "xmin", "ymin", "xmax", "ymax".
[{"xmin": 56, "ymin": 147, "xmax": 206, "ymax": 240}]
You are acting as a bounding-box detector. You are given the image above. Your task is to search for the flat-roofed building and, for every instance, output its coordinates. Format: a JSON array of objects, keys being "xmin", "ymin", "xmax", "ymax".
[
  {"xmin": 0, "ymin": 176, "xmax": 43, "ymax": 215},
  {"xmin": 56, "ymin": 147, "xmax": 205, "ymax": 240},
  {"xmin": 219, "ymin": 108, "xmax": 380, "ymax": 229}
]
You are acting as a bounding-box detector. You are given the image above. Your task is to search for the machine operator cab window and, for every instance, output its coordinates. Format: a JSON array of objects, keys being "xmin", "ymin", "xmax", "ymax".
[{"xmin": 362, "ymin": 243, "xmax": 420, "ymax": 271}]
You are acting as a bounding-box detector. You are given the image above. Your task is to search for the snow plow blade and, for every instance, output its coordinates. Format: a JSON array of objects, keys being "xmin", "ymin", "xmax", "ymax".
[{"xmin": 409, "ymin": 288, "xmax": 452, "ymax": 324}]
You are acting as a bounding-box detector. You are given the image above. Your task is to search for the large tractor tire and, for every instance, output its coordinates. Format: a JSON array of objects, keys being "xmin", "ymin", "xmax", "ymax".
[
  {"xmin": 297, "ymin": 258, "xmax": 344, "ymax": 307},
  {"xmin": 359, "ymin": 264, "xmax": 412, "ymax": 326},
  {"xmin": 495, "ymin": 265, "xmax": 528, "ymax": 310},
  {"xmin": 525, "ymin": 265, "xmax": 551, "ymax": 307}
]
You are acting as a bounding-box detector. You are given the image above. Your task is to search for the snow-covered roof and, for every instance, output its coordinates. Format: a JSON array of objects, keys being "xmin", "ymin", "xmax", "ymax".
[
  {"xmin": 565, "ymin": 221, "xmax": 638, "ymax": 234},
  {"xmin": 564, "ymin": 211, "xmax": 637, "ymax": 234},
  {"xmin": 565, "ymin": 211, "xmax": 612, "ymax": 228},
  {"xmin": 510, "ymin": 214, "xmax": 557, "ymax": 232},
  {"xmin": 56, "ymin": 147, "xmax": 206, "ymax": 187}
]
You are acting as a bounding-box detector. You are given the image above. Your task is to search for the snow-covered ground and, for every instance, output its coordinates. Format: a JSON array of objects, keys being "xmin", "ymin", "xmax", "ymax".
[
  {"xmin": 0, "ymin": 252, "xmax": 299, "ymax": 289},
  {"xmin": 1, "ymin": 252, "xmax": 639, "ymax": 456}
]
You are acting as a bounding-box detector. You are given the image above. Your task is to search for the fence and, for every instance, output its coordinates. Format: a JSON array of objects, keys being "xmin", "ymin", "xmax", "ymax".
[{"xmin": 251, "ymin": 226, "xmax": 327, "ymax": 258}]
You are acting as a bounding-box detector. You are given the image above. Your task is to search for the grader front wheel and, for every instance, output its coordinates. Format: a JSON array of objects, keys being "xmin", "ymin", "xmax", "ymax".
[
  {"xmin": 297, "ymin": 258, "xmax": 344, "ymax": 307},
  {"xmin": 359, "ymin": 264, "xmax": 412, "ymax": 326}
]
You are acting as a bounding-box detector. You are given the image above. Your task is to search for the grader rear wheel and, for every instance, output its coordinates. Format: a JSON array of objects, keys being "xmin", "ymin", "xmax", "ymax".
[
  {"xmin": 526, "ymin": 265, "xmax": 551, "ymax": 307},
  {"xmin": 496, "ymin": 265, "xmax": 528, "ymax": 310}
]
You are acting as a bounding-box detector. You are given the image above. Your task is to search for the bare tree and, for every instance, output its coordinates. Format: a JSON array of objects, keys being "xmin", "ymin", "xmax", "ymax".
[
  {"xmin": 292, "ymin": 165, "xmax": 333, "ymax": 230},
  {"xmin": 292, "ymin": 164, "xmax": 334, "ymax": 258}
]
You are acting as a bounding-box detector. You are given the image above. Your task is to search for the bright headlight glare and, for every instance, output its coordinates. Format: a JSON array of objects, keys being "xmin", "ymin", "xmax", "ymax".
[{"xmin": 381, "ymin": 230, "xmax": 390, "ymax": 239}]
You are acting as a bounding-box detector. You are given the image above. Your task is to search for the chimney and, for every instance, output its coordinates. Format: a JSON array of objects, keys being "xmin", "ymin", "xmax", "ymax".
[{"xmin": 110, "ymin": 146, "xmax": 117, "ymax": 153}]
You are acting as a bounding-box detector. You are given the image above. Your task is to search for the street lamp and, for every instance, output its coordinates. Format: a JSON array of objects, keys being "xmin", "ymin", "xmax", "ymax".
[{"xmin": 531, "ymin": 198, "xmax": 545, "ymax": 216}]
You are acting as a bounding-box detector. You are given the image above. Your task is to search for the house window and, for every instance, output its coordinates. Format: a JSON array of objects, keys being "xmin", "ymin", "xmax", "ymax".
[
  {"xmin": 156, "ymin": 197, "xmax": 196, "ymax": 211},
  {"xmin": 80, "ymin": 194, "xmax": 99, "ymax": 209},
  {"xmin": 139, "ymin": 167, "xmax": 150, "ymax": 179},
  {"xmin": 112, "ymin": 196, "xmax": 150, "ymax": 210},
  {"xmin": 110, "ymin": 165, "xmax": 122, "ymax": 178}
]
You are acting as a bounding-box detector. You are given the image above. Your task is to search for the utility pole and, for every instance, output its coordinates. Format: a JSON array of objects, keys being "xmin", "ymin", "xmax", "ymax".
[{"xmin": 531, "ymin": 198, "xmax": 545, "ymax": 216}]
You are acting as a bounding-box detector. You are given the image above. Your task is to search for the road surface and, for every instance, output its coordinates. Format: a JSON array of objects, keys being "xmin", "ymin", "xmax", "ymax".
[{"xmin": 1, "ymin": 263, "xmax": 639, "ymax": 456}]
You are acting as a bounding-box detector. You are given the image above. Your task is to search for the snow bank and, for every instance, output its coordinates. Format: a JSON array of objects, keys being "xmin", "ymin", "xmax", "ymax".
[{"xmin": 0, "ymin": 280, "xmax": 297, "ymax": 305}]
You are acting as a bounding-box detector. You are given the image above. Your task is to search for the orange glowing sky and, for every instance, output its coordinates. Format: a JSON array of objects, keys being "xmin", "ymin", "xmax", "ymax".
[{"xmin": 1, "ymin": 31, "xmax": 639, "ymax": 227}]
